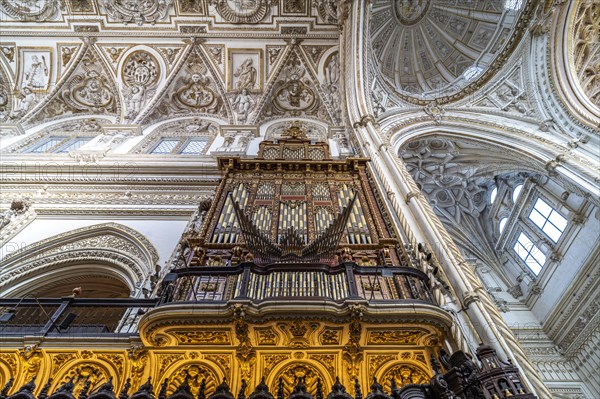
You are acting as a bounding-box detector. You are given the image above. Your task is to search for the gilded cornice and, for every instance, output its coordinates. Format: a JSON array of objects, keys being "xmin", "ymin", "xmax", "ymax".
[{"xmin": 138, "ymin": 300, "xmax": 453, "ymax": 347}]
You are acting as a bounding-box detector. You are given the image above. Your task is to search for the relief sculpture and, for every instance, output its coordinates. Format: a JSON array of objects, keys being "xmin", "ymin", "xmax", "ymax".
[{"xmin": 122, "ymin": 50, "xmax": 160, "ymax": 121}]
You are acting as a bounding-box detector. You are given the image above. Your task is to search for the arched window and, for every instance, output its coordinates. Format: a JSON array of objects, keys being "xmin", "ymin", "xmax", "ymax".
[
  {"xmin": 512, "ymin": 184, "xmax": 523, "ymax": 203},
  {"xmin": 499, "ymin": 217, "xmax": 508, "ymax": 233},
  {"xmin": 490, "ymin": 187, "xmax": 498, "ymax": 204}
]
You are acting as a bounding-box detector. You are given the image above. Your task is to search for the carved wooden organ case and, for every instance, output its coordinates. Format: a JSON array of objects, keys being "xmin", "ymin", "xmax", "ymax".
[{"xmin": 172, "ymin": 124, "xmax": 432, "ymax": 304}]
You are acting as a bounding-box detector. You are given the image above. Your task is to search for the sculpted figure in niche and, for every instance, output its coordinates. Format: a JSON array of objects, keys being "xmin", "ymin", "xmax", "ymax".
[
  {"xmin": 324, "ymin": 54, "xmax": 339, "ymax": 86},
  {"xmin": 234, "ymin": 58, "xmax": 257, "ymax": 91},
  {"xmin": 231, "ymin": 88, "xmax": 254, "ymax": 122},
  {"xmin": 24, "ymin": 55, "xmax": 49, "ymax": 89}
]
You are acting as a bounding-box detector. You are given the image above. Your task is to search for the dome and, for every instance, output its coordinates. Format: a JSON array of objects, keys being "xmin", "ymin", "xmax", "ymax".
[{"xmin": 369, "ymin": 0, "xmax": 533, "ymax": 103}]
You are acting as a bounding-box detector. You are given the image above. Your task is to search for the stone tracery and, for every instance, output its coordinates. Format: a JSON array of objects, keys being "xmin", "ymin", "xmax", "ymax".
[{"xmin": 570, "ymin": 0, "xmax": 600, "ymax": 108}]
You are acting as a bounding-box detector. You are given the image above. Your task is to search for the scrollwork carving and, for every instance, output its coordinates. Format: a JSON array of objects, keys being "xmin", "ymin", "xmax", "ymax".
[
  {"xmin": 100, "ymin": 0, "xmax": 173, "ymax": 25},
  {"xmin": 211, "ymin": 0, "xmax": 272, "ymax": 24},
  {"xmin": 0, "ymin": 0, "xmax": 59, "ymax": 21},
  {"xmin": 167, "ymin": 364, "xmax": 218, "ymax": 396},
  {"xmin": 571, "ymin": 1, "xmax": 600, "ymax": 107},
  {"xmin": 380, "ymin": 364, "xmax": 430, "ymax": 390}
]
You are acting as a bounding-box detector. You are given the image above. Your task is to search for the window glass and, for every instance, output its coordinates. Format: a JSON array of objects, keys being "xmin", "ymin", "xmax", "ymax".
[
  {"xmin": 27, "ymin": 137, "xmax": 66, "ymax": 153},
  {"xmin": 499, "ymin": 217, "xmax": 508, "ymax": 233},
  {"xmin": 150, "ymin": 139, "xmax": 179, "ymax": 154},
  {"xmin": 504, "ymin": 0, "xmax": 523, "ymax": 10},
  {"xmin": 180, "ymin": 139, "xmax": 208, "ymax": 155},
  {"xmin": 513, "ymin": 232, "xmax": 545, "ymax": 275},
  {"xmin": 512, "ymin": 184, "xmax": 523, "ymax": 203},
  {"xmin": 55, "ymin": 138, "xmax": 92, "ymax": 153},
  {"xmin": 490, "ymin": 187, "xmax": 498, "ymax": 204},
  {"xmin": 528, "ymin": 198, "xmax": 568, "ymax": 242}
]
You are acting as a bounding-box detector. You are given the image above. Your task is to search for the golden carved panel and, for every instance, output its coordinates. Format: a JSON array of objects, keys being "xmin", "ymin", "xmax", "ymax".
[
  {"xmin": 380, "ymin": 364, "xmax": 431, "ymax": 390},
  {"xmin": 270, "ymin": 363, "xmax": 328, "ymax": 397},
  {"xmin": 54, "ymin": 363, "xmax": 111, "ymax": 397},
  {"xmin": 256, "ymin": 328, "xmax": 279, "ymax": 345},
  {"xmin": 319, "ymin": 328, "xmax": 341, "ymax": 345},
  {"xmin": 167, "ymin": 363, "xmax": 219, "ymax": 396},
  {"xmin": 172, "ymin": 330, "xmax": 231, "ymax": 345},
  {"xmin": 263, "ymin": 353, "xmax": 290, "ymax": 376},
  {"xmin": 367, "ymin": 329, "xmax": 428, "ymax": 345}
]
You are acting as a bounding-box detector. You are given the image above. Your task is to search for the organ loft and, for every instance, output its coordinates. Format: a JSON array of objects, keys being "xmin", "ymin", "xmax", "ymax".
[
  {"xmin": 0, "ymin": 0, "xmax": 598, "ymax": 398},
  {"xmin": 1, "ymin": 124, "xmax": 537, "ymax": 399}
]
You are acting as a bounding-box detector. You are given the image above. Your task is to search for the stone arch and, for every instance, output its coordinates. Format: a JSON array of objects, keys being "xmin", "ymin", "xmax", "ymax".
[
  {"xmin": 267, "ymin": 361, "xmax": 331, "ymax": 398},
  {"xmin": 0, "ymin": 223, "xmax": 159, "ymax": 298},
  {"xmin": 387, "ymin": 119, "xmax": 598, "ymax": 201},
  {"xmin": 550, "ymin": 0, "xmax": 600, "ymax": 129},
  {"xmin": 130, "ymin": 116, "xmax": 220, "ymax": 154}
]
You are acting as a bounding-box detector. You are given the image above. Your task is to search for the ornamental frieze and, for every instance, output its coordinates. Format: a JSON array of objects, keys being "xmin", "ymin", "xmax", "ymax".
[
  {"xmin": 367, "ymin": 330, "xmax": 428, "ymax": 345},
  {"xmin": 172, "ymin": 330, "xmax": 231, "ymax": 345}
]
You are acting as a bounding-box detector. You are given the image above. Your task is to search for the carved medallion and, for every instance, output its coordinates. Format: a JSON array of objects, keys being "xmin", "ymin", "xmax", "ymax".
[
  {"xmin": 213, "ymin": 0, "xmax": 272, "ymax": 23},
  {"xmin": 271, "ymin": 54, "xmax": 317, "ymax": 114},
  {"xmin": 122, "ymin": 50, "xmax": 160, "ymax": 120},
  {"xmin": 0, "ymin": 0, "xmax": 59, "ymax": 21},
  {"xmin": 64, "ymin": 70, "xmax": 115, "ymax": 110},
  {"xmin": 174, "ymin": 71, "xmax": 219, "ymax": 110},
  {"xmin": 123, "ymin": 50, "xmax": 160, "ymax": 88},
  {"xmin": 100, "ymin": 0, "xmax": 173, "ymax": 25},
  {"xmin": 393, "ymin": 0, "xmax": 429, "ymax": 26}
]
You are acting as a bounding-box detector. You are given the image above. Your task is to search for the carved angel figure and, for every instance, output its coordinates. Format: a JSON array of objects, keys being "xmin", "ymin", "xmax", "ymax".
[
  {"xmin": 231, "ymin": 88, "xmax": 254, "ymax": 122},
  {"xmin": 125, "ymin": 85, "xmax": 146, "ymax": 119}
]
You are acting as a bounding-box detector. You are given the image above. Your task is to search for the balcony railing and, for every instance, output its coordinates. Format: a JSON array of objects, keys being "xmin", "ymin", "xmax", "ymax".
[
  {"xmin": 0, "ymin": 297, "xmax": 157, "ymax": 338},
  {"xmin": 163, "ymin": 262, "xmax": 435, "ymax": 304},
  {"xmin": 0, "ymin": 264, "xmax": 435, "ymax": 338}
]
